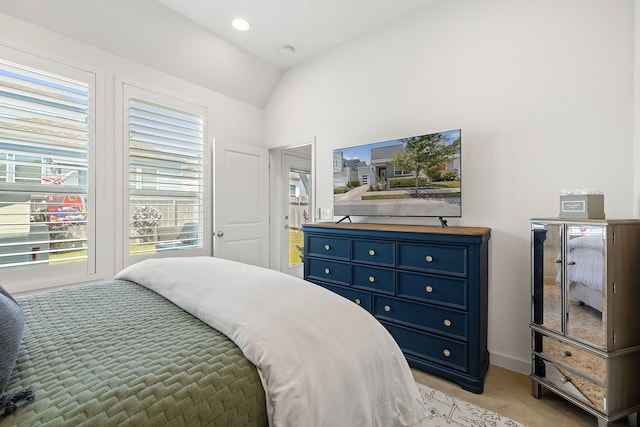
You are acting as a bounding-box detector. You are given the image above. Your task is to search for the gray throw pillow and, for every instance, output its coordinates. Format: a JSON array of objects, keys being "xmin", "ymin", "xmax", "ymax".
[{"xmin": 0, "ymin": 283, "xmax": 23, "ymax": 395}]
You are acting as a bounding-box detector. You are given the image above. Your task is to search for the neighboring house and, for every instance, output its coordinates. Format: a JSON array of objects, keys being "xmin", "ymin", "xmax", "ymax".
[
  {"xmin": 370, "ymin": 144, "xmax": 404, "ymax": 183},
  {"xmin": 333, "ymin": 151, "xmax": 367, "ymax": 187}
]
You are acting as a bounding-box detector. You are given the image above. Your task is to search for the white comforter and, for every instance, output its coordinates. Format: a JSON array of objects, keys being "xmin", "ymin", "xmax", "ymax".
[
  {"xmin": 116, "ymin": 256, "xmax": 427, "ymax": 427},
  {"xmin": 555, "ymin": 234, "xmax": 604, "ymax": 290}
]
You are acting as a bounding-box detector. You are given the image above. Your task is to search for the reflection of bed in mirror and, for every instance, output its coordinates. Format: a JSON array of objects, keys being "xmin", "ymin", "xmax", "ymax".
[{"xmin": 556, "ymin": 234, "xmax": 604, "ymax": 312}]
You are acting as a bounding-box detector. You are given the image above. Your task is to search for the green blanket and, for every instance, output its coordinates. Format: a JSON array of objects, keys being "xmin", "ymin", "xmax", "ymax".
[{"xmin": 3, "ymin": 280, "xmax": 267, "ymax": 426}]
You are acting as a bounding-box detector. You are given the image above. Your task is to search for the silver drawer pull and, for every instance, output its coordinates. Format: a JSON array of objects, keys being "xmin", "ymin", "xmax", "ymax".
[
  {"xmin": 443, "ymin": 319, "xmax": 452, "ymax": 327},
  {"xmin": 425, "ymin": 255, "xmax": 433, "ymax": 262},
  {"xmin": 368, "ymin": 249, "xmax": 376, "ymax": 256},
  {"xmin": 443, "ymin": 349, "xmax": 451, "ymax": 357},
  {"xmin": 368, "ymin": 276, "xmax": 375, "ymax": 283},
  {"xmin": 354, "ymin": 298, "xmax": 361, "ymax": 305},
  {"xmin": 425, "ymin": 285, "xmax": 433, "ymax": 293},
  {"xmin": 324, "ymin": 244, "xmax": 331, "ymax": 250},
  {"xmin": 324, "ymin": 268, "xmax": 330, "ymax": 274},
  {"xmin": 560, "ymin": 376, "xmax": 570, "ymax": 384},
  {"xmin": 567, "ymin": 261, "xmax": 576, "ymax": 266},
  {"xmin": 561, "ymin": 351, "xmax": 572, "ymax": 358},
  {"xmin": 384, "ymin": 305, "xmax": 391, "ymax": 312}
]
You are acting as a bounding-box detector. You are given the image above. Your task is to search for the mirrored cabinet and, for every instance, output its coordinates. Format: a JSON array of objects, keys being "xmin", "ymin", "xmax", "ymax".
[{"xmin": 530, "ymin": 219, "xmax": 640, "ymax": 427}]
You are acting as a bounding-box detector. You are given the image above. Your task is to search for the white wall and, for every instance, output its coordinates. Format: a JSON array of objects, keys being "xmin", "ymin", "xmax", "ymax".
[
  {"xmin": 635, "ymin": 0, "xmax": 640, "ymax": 218},
  {"xmin": 264, "ymin": 0, "xmax": 636, "ymax": 372}
]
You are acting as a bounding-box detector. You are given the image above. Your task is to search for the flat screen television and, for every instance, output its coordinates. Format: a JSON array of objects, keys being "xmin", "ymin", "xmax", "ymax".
[{"xmin": 333, "ymin": 129, "xmax": 461, "ymax": 222}]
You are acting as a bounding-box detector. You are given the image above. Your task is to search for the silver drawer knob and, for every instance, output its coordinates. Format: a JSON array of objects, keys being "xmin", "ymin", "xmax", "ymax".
[
  {"xmin": 561, "ymin": 351, "xmax": 572, "ymax": 358},
  {"xmin": 384, "ymin": 305, "xmax": 391, "ymax": 312},
  {"xmin": 368, "ymin": 249, "xmax": 375, "ymax": 256},
  {"xmin": 355, "ymin": 298, "xmax": 361, "ymax": 305},
  {"xmin": 368, "ymin": 276, "xmax": 375, "ymax": 283},
  {"xmin": 324, "ymin": 268, "xmax": 330, "ymax": 274},
  {"xmin": 425, "ymin": 255, "xmax": 433, "ymax": 262},
  {"xmin": 324, "ymin": 244, "xmax": 331, "ymax": 250},
  {"xmin": 443, "ymin": 319, "xmax": 452, "ymax": 327},
  {"xmin": 443, "ymin": 349, "xmax": 451, "ymax": 357},
  {"xmin": 425, "ymin": 285, "xmax": 433, "ymax": 293}
]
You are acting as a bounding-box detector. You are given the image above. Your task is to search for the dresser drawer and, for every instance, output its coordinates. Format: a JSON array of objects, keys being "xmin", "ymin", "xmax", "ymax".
[
  {"xmin": 397, "ymin": 271, "xmax": 467, "ymax": 309},
  {"xmin": 316, "ymin": 282, "xmax": 372, "ymax": 311},
  {"xmin": 381, "ymin": 321, "xmax": 467, "ymax": 372},
  {"xmin": 540, "ymin": 334, "xmax": 607, "ymax": 384},
  {"xmin": 306, "ymin": 258, "xmax": 350, "ymax": 286},
  {"xmin": 374, "ymin": 295, "xmax": 467, "ymax": 340},
  {"xmin": 352, "ymin": 239, "xmax": 394, "ymax": 266},
  {"xmin": 537, "ymin": 358, "xmax": 607, "ymax": 412},
  {"xmin": 397, "ymin": 243, "xmax": 467, "ymax": 277},
  {"xmin": 352, "ymin": 265, "xmax": 395, "ymax": 294},
  {"xmin": 307, "ymin": 236, "xmax": 349, "ymax": 260}
]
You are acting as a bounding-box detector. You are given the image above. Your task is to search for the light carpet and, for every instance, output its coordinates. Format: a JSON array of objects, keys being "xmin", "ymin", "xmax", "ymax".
[{"xmin": 415, "ymin": 383, "xmax": 526, "ymax": 427}]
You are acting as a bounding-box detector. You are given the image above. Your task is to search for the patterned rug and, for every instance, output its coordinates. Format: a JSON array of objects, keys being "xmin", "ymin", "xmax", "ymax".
[{"xmin": 415, "ymin": 383, "xmax": 526, "ymax": 427}]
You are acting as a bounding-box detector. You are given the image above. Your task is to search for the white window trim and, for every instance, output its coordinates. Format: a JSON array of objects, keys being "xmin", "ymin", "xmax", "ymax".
[
  {"xmin": 119, "ymin": 82, "xmax": 211, "ymax": 269},
  {"xmin": 0, "ymin": 46, "xmax": 102, "ymax": 294}
]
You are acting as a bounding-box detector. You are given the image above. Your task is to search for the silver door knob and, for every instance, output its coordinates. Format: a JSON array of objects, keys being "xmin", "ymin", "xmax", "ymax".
[{"xmin": 217, "ymin": 230, "xmax": 224, "ymax": 237}]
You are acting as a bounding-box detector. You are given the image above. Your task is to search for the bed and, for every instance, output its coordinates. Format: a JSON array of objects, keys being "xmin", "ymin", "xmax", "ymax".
[
  {"xmin": 1, "ymin": 256, "xmax": 427, "ymax": 426},
  {"xmin": 556, "ymin": 234, "xmax": 604, "ymax": 312}
]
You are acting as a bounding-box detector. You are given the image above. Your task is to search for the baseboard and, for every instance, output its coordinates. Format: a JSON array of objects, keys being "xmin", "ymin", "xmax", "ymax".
[{"xmin": 489, "ymin": 352, "xmax": 530, "ymax": 375}]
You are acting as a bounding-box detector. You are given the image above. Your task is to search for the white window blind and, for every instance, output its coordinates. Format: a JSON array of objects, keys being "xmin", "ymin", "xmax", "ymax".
[
  {"xmin": 127, "ymin": 94, "xmax": 204, "ymax": 256},
  {"xmin": 0, "ymin": 59, "xmax": 90, "ymax": 269}
]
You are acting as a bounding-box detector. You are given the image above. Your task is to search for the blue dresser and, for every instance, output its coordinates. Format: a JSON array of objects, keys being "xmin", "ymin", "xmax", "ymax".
[{"xmin": 302, "ymin": 223, "xmax": 491, "ymax": 393}]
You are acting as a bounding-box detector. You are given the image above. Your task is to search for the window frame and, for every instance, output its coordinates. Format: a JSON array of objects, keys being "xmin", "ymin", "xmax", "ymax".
[
  {"xmin": 121, "ymin": 83, "xmax": 210, "ymax": 268},
  {"xmin": 0, "ymin": 46, "xmax": 99, "ymax": 293}
]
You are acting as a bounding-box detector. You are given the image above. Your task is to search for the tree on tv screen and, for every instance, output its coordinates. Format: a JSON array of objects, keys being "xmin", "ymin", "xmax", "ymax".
[{"xmin": 392, "ymin": 133, "xmax": 460, "ymax": 196}]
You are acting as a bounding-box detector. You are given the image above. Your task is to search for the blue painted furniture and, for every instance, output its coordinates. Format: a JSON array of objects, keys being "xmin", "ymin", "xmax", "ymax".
[{"xmin": 302, "ymin": 223, "xmax": 491, "ymax": 393}]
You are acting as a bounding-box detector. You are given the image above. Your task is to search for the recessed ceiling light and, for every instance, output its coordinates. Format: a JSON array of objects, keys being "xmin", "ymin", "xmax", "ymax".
[{"xmin": 232, "ymin": 18, "xmax": 250, "ymax": 31}]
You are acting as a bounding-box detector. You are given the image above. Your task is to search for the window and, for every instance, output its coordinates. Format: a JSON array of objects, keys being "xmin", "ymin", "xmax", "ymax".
[
  {"xmin": 125, "ymin": 86, "xmax": 205, "ymax": 258},
  {"xmin": 0, "ymin": 58, "xmax": 93, "ymax": 272}
]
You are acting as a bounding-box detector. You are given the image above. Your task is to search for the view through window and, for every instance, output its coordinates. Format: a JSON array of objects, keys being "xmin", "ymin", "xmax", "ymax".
[{"xmin": 0, "ymin": 59, "xmax": 90, "ymax": 269}]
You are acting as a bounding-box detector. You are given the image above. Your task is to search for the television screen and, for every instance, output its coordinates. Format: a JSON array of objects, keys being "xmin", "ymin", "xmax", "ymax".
[{"xmin": 333, "ymin": 129, "xmax": 461, "ymax": 219}]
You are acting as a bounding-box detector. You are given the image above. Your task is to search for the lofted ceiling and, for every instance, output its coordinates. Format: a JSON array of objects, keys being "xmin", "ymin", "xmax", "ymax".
[
  {"xmin": 156, "ymin": 0, "xmax": 437, "ymax": 69},
  {"xmin": 0, "ymin": 0, "xmax": 436, "ymax": 106}
]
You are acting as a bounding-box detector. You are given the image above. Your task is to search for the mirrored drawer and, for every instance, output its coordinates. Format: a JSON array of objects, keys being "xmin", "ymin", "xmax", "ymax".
[
  {"xmin": 397, "ymin": 243, "xmax": 467, "ymax": 277},
  {"xmin": 352, "ymin": 264, "xmax": 394, "ymax": 294},
  {"xmin": 374, "ymin": 295, "xmax": 467, "ymax": 341},
  {"xmin": 381, "ymin": 321, "xmax": 467, "ymax": 372},
  {"xmin": 540, "ymin": 334, "xmax": 606, "ymax": 384},
  {"xmin": 397, "ymin": 271, "xmax": 467, "ymax": 309},
  {"xmin": 352, "ymin": 239, "xmax": 394, "ymax": 266},
  {"xmin": 307, "ymin": 236, "xmax": 349, "ymax": 260},
  {"xmin": 537, "ymin": 358, "xmax": 607, "ymax": 413},
  {"xmin": 306, "ymin": 258, "xmax": 349, "ymax": 286}
]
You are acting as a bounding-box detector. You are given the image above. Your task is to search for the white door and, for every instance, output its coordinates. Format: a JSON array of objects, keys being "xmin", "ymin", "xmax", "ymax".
[
  {"xmin": 281, "ymin": 151, "xmax": 312, "ymax": 276},
  {"xmin": 213, "ymin": 140, "xmax": 269, "ymax": 268}
]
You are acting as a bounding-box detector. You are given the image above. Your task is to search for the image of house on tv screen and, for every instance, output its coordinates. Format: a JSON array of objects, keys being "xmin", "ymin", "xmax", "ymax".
[{"xmin": 333, "ymin": 129, "xmax": 461, "ymax": 218}]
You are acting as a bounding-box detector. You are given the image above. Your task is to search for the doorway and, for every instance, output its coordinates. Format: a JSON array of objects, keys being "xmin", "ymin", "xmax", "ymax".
[{"xmin": 269, "ymin": 142, "xmax": 314, "ymax": 277}]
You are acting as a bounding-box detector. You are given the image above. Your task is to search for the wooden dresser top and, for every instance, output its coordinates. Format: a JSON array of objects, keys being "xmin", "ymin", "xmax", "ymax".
[{"xmin": 303, "ymin": 222, "xmax": 491, "ymax": 237}]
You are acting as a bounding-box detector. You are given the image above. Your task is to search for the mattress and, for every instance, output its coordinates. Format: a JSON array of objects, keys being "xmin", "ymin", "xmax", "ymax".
[{"xmin": 4, "ymin": 280, "xmax": 267, "ymax": 426}]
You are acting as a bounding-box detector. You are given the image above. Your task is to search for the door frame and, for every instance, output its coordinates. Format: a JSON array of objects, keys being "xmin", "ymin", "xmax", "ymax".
[{"xmin": 268, "ymin": 139, "xmax": 316, "ymax": 274}]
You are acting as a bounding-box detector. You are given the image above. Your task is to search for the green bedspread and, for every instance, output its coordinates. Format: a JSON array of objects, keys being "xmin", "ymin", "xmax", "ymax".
[{"xmin": 3, "ymin": 280, "xmax": 267, "ymax": 426}]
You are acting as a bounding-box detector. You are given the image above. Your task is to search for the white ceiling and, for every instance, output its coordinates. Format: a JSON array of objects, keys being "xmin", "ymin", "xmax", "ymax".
[
  {"xmin": 156, "ymin": 0, "xmax": 437, "ymax": 69},
  {"xmin": 0, "ymin": 0, "xmax": 437, "ymax": 105}
]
